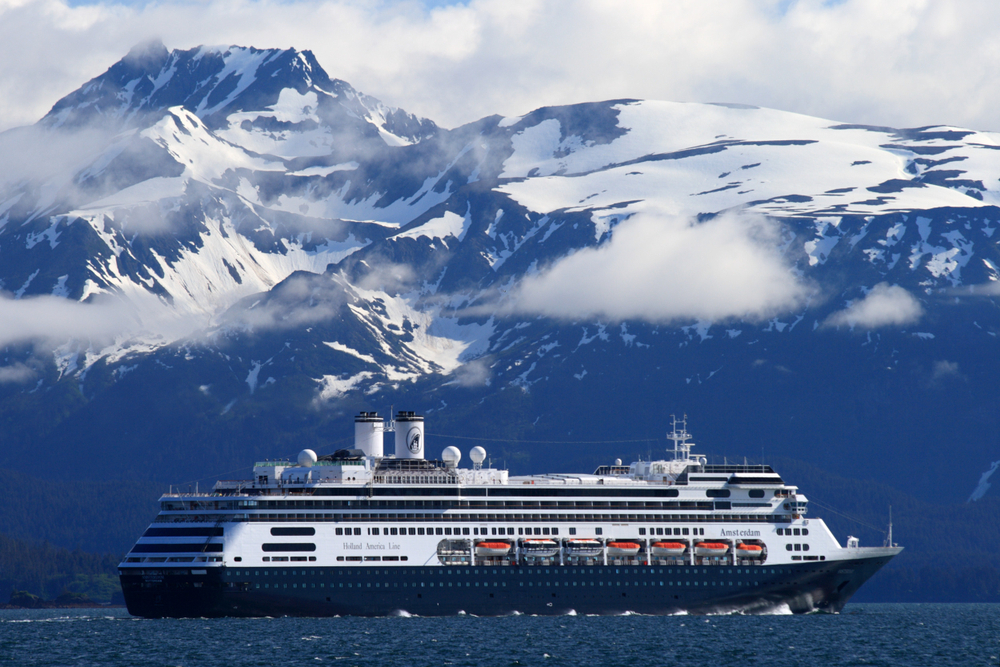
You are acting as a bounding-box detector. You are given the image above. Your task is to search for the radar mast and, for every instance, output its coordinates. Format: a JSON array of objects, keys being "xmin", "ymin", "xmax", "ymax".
[{"xmin": 668, "ymin": 414, "xmax": 695, "ymax": 462}]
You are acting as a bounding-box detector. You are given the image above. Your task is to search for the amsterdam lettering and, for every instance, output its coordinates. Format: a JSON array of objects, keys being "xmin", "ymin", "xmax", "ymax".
[{"xmin": 720, "ymin": 529, "xmax": 761, "ymax": 537}]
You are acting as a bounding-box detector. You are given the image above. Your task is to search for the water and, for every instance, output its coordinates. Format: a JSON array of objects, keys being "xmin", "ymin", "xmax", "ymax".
[{"xmin": 1, "ymin": 604, "xmax": 997, "ymax": 666}]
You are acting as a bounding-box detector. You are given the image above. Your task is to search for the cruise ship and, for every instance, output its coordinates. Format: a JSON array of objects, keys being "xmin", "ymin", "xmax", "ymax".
[{"xmin": 118, "ymin": 412, "xmax": 901, "ymax": 617}]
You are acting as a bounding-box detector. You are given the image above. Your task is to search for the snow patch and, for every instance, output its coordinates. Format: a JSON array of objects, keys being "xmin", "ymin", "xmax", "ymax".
[
  {"xmin": 315, "ymin": 371, "xmax": 374, "ymax": 400},
  {"xmin": 324, "ymin": 341, "xmax": 377, "ymax": 365},
  {"xmin": 395, "ymin": 211, "xmax": 470, "ymax": 242},
  {"xmin": 969, "ymin": 460, "xmax": 1000, "ymax": 502}
]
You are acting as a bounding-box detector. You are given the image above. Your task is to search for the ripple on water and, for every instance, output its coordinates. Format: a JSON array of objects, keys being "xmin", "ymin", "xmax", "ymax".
[{"xmin": 1, "ymin": 604, "xmax": 999, "ymax": 667}]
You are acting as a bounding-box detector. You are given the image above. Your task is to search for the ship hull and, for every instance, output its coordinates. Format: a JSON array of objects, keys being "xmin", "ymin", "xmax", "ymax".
[{"xmin": 120, "ymin": 551, "xmax": 895, "ymax": 618}]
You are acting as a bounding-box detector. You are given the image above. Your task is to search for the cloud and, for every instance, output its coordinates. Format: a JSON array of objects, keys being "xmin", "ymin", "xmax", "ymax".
[
  {"xmin": 0, "ymin": 292, "xmax": 137, "ymax": 348},
  {"xmin": 214, "ymin": 272, "xmax": 350, "ymax": 333},
  {"xmin": 505, "ymin": 211, "xmax": 812, "ymax": 323},
  {"xmin": 0, "ymin": 362, "xmax": 39, "ymax": 384},
  {"xmin": 823, "ymin": 283, "xmax": 923, "ymax": 329},
  {"xmin": 448, "ymin": 356, "xmax": 492, "ymax": 387},
  {"xmin": 931, "ymin": 360, "xmax": 962, "ymax": 382},
  {"xmin": 3, "ymin": 0, "xmax": 1000, "ymax": 135}
]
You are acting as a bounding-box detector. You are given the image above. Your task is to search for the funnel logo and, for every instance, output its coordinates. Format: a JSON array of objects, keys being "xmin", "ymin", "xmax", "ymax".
[{"xmin": 407, "ymin": 428, "xmax": 422, "ymax": 454}]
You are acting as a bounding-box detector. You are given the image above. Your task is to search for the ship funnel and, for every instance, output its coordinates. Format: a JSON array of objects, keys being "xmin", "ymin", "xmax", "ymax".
[
  {"xmin": 395, "ymin": 411, "xmax": 425, "ymax": 459},
  {"xmin": 354, "ymin": 412, "xmax": 384, "ymax": 458}
]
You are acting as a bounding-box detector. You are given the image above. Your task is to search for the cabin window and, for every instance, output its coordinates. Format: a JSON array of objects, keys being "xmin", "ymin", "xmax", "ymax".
[
  {"xmin": 542, "ymin": 527, "xmax": 550, "ymax": 535},
  {"xmin": 595, "ymin": 528, "xmax": 603, "ymax": 535},
  {"xmin": 682, "ymin": 528, "xmax": 689, "ymax": 535},
  {"xmin": 793, "ymin": 528, "xmax": 800, "ymax": 536},
  {"xmin": 802, "ymin": 529, "xmax": 809, "ymax": 536},
  {"xmin": 794, "ymin": 544, "xmax": 801, "ymax": 551},
  {"xmin": 749, "ymin": 489, "xmax": 765, "ymax": 498},
  {"xmin": 409, "ymin": 528, "xmax": 416, "ymax": 535},
  {"xmin": 444, "ymin": 527, "xmax": 452, "ymax": 535},
  {"xmin": 639, "ymin": 528, "xmax": 646, "ymax": 536},
  {"xmin": 569, "ymin": 527, "xmax": 577, "ymax": 535},
  {"xmin": 786, "ymin": 544, "xmax": 793, "ymax": 551},
  {"xmin": 462, "ymin": 528, "xmax": 470, "ymax": 535},
  {"xmin": 436, "ymin": 528, "xmax": 443, "ymax": 535},
  {"xmin": 552, "ymin": 528, "xmax": 559, "ymax": 536},
  {"xmin": 534, "ymin": 527, "xmax": 542, "ymax": 535}
]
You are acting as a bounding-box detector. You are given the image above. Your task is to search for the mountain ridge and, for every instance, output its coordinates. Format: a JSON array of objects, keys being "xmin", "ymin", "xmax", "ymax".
[{"xmin": 1, "ymin": 42, "xmax": 1000, "ymax": 518}]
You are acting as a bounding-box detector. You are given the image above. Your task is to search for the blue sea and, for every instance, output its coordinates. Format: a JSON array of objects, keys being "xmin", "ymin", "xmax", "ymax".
[{"xmin": 1, "ymin": 604, "xmax": 996, "ymax": 666}]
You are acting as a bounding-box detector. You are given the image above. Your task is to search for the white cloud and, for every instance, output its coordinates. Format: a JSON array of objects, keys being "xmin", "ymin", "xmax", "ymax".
[
  {"xmin": 931, "ymin": 359, "xmax": 961, "ymax": 382},
  {"xmin": 0, "ymin": 362, "xmax": 38, "ymax": 384},
  {"xmin": 506, "ymin": 211, "xmax": 812, "ymax": 323},
  {"xmin": 823, "ymin": 282, "xmax": 923, "ymax": 329},
  {"xmin": 0, "ymin": 292, "xmax": 136, "ymax": 347},
  {"xmin": 3, "ymin": 0, "xmax": 1000, "ymax": 133}
]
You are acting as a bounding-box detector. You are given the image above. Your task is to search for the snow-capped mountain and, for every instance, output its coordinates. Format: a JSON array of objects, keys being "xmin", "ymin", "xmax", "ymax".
[{"xmin": 3, "ymin": 42, "xmax": 1000, "ymax": 512}]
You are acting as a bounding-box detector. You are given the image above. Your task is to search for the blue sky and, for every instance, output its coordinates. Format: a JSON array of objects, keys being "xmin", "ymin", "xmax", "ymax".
[{"xmin": 1, "ymin": 0, "xmax": 999, "ymax": 133}]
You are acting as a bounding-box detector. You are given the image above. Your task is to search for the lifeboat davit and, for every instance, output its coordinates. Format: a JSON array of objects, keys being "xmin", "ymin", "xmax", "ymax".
[
  {"xmin": 650, "ymin": 541, "xmax": 686, "ymax": 556},
  {"xmin": 521, "ymin": 539, "xmax": 559, "ymax": 557},
  {"xmin": 735, "ymin": 543, "xmax": 764, "ymax": 558},
  {"xmin": 606, "ymin": 541, "xmax": 641, "ymax": 557},
  {"xmin": 565, "ymin": 539, "xmax": 603, "ymax": 557},
  {"xmin": 475, "ymin": 541, "xmax": 511, "ymax": 557},
  {"xmin": 694, "ymin": 542, "xmax": 729, "ymax": 557}
]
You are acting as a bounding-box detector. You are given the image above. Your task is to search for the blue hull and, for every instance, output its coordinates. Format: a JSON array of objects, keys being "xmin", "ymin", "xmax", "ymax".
[{"xmin": 120, "ymin": 556, "xmax": 893, "ymax": 617}]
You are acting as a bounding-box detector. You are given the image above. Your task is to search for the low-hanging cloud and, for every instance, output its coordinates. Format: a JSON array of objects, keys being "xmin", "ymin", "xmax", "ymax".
[
  {"xmin": 0, "ymin": 292, "xmax": 137, "ymax": 348},
  {"xmin": 3, "ymin": 0, "xmax": 1000, "ymax": 134},
  {"xmin": 214, "ymin": 272, "xmax": 351, "ymax": 333},
  {"xmin": 506, "ymin": 211, "xmax": 812, "ymax": 323},
  {"xmin": 823, "ymin": 283, "xmax": 923, "ymax": 329}
]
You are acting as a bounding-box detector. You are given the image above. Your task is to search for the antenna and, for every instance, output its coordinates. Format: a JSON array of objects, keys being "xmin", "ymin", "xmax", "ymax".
[
  {"xmin": 885, "ymin": 505, "xmax": 894, "ymax": 547},
  {"xmin": 668, "ymin": 414, "xmax": 695, "ymax": 461}
]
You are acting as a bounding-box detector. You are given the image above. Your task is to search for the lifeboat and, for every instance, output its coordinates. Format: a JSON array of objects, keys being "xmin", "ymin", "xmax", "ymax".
[
  {"xmin": 735, "ymin": 543, "xmax": 764, "ymax": 558},
  {"xmin": 521, "ymin": 539, "xmax": 559, "ymax": 557},
  {"xmin": 606, "ymin": 541, "xmax": 641, "ymax": 557},
  {"xmin": 475, "ymin": 541, "xmax": 511, "ymax": 557},
  {"xmin": 694, "ymin": 542, "xmax": 729, "ymax": 557},
  {"xmin": 650, "ymin": 541, "xmax": 687, "ymax": 556},
  {"xmin": 565, "ymin": 539, "xmax": 603, "ymax": 557}
]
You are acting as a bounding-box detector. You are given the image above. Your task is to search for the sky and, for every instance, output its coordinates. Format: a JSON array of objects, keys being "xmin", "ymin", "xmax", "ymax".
[{"xmin": 2, "ymin": 0, "xmax": 1000, "ymax": 134}]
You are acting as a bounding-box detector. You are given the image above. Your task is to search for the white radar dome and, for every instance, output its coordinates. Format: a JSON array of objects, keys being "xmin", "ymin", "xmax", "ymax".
[
  {"xmin": 469, "ymin": 446, "xmax": 487, "ymax": 465},
  {"xmin": 614, "ymin": 458, "xmax": 622, "ymax": 466},
  {"xmin": 441, "ymin": 446, "xmax": 461, "ymax": 468},
  {"xmin": 298, "ymin": 449, "xmax": 318, "ymax": 467}
]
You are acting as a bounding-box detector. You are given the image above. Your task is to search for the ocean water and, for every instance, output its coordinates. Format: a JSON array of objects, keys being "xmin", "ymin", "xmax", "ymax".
[{"xmin": 1, "ymin": 604, "xmax": 997, "ymax": 666}]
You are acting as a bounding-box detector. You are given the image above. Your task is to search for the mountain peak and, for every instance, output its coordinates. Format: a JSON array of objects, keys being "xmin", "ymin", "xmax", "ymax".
[
  {"xmin": 38, "ymin": 43, "xmax": 437, "ymax": 145},
  {"xmin": 122, "ymin": 38, "xmax": 170, "ymax": 73}
]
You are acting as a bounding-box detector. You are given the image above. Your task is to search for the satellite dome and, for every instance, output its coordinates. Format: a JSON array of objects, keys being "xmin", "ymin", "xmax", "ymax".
[
  {"xmin": 297, "ymin": 449, "xmax": 318, "ymax": 467},
  {"xmin": 469, "ymin": 446, "xmax": 486, "ymax": 465},
  {"xmin": 441, "ymin": 446, "xmax": 461, "ymax": 468}
]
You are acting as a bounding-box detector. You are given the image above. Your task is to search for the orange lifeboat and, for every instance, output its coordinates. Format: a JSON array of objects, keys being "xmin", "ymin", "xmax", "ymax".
[
  {"xmin": 606, "ymin": 541, "xmax": 641, "ymax": 557},
  {"xmin": 475, "ymin": 541, "xmax": 511, "ymax": 557},
  {"xmin": 735, "ymin": 543, "xmax": 764, "ymax": 558},
  {"xmin": 650, "ymin": 541, "xmax": 686, "ymax": 556},
  {"xmin": 694, "ymin": 542, "xmax": 729, "ymax": 557}
]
